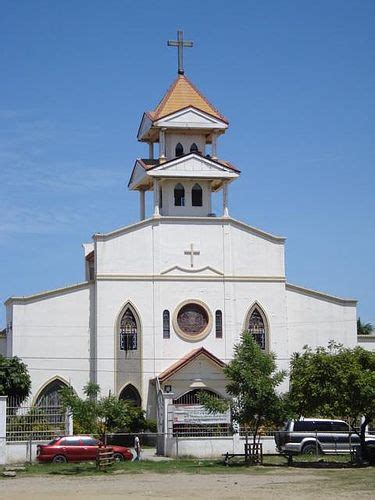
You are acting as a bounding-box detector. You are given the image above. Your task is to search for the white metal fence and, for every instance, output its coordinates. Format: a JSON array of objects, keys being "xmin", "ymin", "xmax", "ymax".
[{"xmin": 6, "ymin": 396, "xmax": 67, "ymax": 442}]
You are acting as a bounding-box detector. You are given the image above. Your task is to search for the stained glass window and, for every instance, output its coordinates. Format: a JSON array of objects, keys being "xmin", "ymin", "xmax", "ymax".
[
  {"xmin": 36, "ymin": 379, "xmax": 67, "ymax": 407},
  {"xmin": 120, "ymin": 308, "xmax": 138, "ymax": 351},
  {"xmin": 215, "ymin": 310, "xmax": 223, "ymax": 338},
  {"xmin": 248, "ymin": 308, "xmax": 266, "ymax": 350},
  {"xmin": 190, "ymin": 143, "xmax": 198, "ymax": 153},
  {"xmin": 163, "ymin": 310, "xmax": 170, "ymax": 339},
  {"xmin": 177, "ymin": 303, "xmax": 208, "ymax": 336},
  {"xmin": 35, "ymin": 379, "xmax": 68, "ymax": 426}
]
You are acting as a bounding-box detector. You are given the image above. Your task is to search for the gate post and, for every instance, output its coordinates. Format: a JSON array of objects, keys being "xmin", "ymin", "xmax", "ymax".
[
  {"xmin": 0, "ymin": 396, "xmax": 7, "ymax": 465},
  {"xmin": 163, "ymin": 392, "xmax": 174, "ymax": 457},
  {"xmin": 65, "ymin": 410, "xmax": 73, "ymax": 435}
]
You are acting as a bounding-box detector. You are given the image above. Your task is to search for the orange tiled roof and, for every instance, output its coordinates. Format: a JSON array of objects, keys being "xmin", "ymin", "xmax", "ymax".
[{"xmin": 151, "ymin": 75, "xmax": 228, "ymax": 123}]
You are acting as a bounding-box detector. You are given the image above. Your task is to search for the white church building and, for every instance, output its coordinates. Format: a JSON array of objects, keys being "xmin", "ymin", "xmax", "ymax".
[{"xmin": 2, "ymin": 35, "xmax": 363, "ymax": 442}]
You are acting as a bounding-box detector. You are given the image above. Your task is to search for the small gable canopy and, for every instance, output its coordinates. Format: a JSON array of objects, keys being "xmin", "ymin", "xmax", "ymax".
[{"xmin": 158, "ymin": 347, "xmax": 226, "ymax": 383}]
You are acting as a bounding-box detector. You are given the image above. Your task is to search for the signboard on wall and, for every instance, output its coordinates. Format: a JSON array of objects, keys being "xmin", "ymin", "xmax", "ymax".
[{"xmin": 172, "ymin": 405, "xmax": 231, "ymax": 425}]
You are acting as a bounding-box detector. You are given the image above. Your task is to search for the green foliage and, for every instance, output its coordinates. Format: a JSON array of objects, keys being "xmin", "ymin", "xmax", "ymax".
[
  {"xmin": 143, "ymin": 419, "xmax": 157, "ymax": 433},
  {"xmin": 59, "ymin": 383, "xmax": 149, "ymax": 437},
  {"xmin": 357, "ymin": 318, "xmax": 374, "ymax": 336},
  {"xmin": 288, "ymin": 341, "xmax": 375, "ymax": 459},
  {"xmin": 0, "ymin": 355, "xmax": 31, "ymax": 402},
  {"xmin": 199, "ymin": 333, "xmax": 287, "ymax": 443},
  {"xmin": 288, "ymin": 342, "xmax": 375, "ymax": 422}
]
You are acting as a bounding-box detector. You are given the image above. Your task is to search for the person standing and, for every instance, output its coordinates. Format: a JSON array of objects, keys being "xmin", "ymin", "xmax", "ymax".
[{"xmin": 134, "ymin": 436, "xmax": 141, "ymax": 461}]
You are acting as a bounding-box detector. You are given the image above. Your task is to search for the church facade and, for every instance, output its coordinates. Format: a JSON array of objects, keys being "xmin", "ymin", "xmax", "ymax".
[{"xmin": 3, "ymin": 44, "xmax": 359, "ymax": 431}]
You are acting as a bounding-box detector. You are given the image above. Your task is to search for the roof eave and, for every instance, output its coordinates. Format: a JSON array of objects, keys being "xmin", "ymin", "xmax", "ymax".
[{"xmin": 153, "ymin": 105, "xmax": 229, "ymax": 127}]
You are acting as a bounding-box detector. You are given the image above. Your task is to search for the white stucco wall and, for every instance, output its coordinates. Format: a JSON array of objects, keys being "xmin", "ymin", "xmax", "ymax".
[
  {"xmin": 160, "ymin": 179, "xmax": 212, "ymax": 217},
  {"xmin": 7, "ymin": 283, "xmax": 94, "ymax": 400},
  {"xmin": 95, "ymin": 217, "xmax": 285, "ymax": 278},
  {"xmin": 5, "ymin": 441, "xmax": 47, "ymax": 465},
  {"xmin": 285, "ymin": 285, "xmax": 357, "ymax": 353},
  {"xmin": 165, "ymin": 435, "xmax": 277, "ymax": 458},
  {"xmin": 165, "ymin": 132, "xmax": 205, "ymax": 159},
  {"xmin": 4, "ymin": 214, "xmax": 359, "ymax": 423},
  {"xmin": 94, "ymin": 217, "xmax": 288, "ymax": 411}
]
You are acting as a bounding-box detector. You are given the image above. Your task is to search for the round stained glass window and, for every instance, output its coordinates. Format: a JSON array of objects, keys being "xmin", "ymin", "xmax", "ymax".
[{"xmin": 173, "ymin": 300, "xmax": 212, "ymax": 341}]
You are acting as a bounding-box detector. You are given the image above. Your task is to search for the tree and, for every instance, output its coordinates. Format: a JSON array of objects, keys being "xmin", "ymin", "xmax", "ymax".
[
  {"xmin": 288, "ymin": 342, "xmax": 375, "ymax": 460},
  {"xmin": 357, "ymin": 318, "xmax": 374, "ymax": 336},
  {"xmin": 0, "ymin": 355, "xmax": 31, "ymax": 403},
  {"xmin": 59, "ymin": 382, "xmax": 150, "ymax": 438},
  {"xmin": 199, "ymin": 333, "xmax": 287, "ymax": 445}
]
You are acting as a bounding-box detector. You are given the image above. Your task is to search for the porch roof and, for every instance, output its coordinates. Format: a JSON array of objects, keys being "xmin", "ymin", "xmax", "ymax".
[{"xmin": 158, "ymin": 347, "xmax": 226, "ymax": 383}]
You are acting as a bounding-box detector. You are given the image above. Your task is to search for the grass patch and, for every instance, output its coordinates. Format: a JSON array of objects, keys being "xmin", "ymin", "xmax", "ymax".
[{"xmin": 9, "ymin": 454, "xmax": 364, "ymax": 478}]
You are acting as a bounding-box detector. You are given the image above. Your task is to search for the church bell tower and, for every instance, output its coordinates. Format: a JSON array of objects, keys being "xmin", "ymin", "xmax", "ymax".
[{"xmin": 128, "ymin": 31, "xmax": 240, "ymax": 219}]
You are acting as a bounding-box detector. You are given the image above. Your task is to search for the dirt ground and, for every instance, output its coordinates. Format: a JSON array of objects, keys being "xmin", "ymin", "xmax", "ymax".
[{"xmin": 1, "ymin": 469, "xmax": 374, "ymax": 500}]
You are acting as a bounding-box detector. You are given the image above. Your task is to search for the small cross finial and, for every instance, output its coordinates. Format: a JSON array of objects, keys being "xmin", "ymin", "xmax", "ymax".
[{"xmin": 167, "ymin": 30, "xmax": 193, "ymax": 75}]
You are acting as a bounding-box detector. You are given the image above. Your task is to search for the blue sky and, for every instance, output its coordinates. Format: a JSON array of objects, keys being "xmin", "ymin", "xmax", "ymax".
[{"xmin": 1, "ymin": 0, "xmax": 374, "ymax": 326}]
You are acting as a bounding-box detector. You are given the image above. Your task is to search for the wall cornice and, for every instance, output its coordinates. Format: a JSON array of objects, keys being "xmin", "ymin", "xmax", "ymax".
[
  {"xmin": 286, "ymin": 282, "xmax": 357, "ymax": 306},
  {"xmin": 4, "ymin": 281, "xmax": 93, "ymax": 306},
  {"xmin": 96, "ymin": 274, "xmax": 285, "ymax": 283},
  {"xmin": 93, "ymin": 215, "xmax": 285, "ymax": 243}
]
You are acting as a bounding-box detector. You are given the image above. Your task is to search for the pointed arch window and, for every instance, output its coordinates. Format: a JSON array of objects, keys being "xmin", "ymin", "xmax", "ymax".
[
  {"xmin": 36, "ymin": 379, "xmax": 68, "ymax": 407},
  {"xmin": 119, "ymin": 384, "xmax": 141, "ymax": 407},
  {"xmin": 35, "ymin": 378, "xmax": 68, "ymax": 426},
  {"xmin": 192, "ymin": 183, "xmax": 203, "ymax": 206},
  {"xmin": 175, "ymin": 142, "xmax": 184, "ymax": 157},
  {"xmin": 163, "ymin": 310, "xmax": 170, "ymax": 339},
  {"xmin": 190, "ymin": 143, "xmax": 198, "ymax": 153},
  {"xmin": 248, "ymin": 308, "xmax": 266, "ymax": 350},
  {"xmin": 120, "ymin": 308, "xmax": 138, "ymax": 351},
  {"xmin": 174, "ymin": 183, "xmax": 185, "ymax": 206}
]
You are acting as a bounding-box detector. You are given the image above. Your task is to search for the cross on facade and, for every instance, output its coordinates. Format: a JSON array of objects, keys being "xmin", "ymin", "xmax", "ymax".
[
  {"xmin": 184, "ymin": 243, "xmax": 200, "ymax": 268},
  {"xmin": 167, "ymin": 30, "xmax": 193, "ymax": 75}
]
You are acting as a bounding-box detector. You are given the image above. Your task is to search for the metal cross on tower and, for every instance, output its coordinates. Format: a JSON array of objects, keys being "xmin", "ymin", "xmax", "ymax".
[{"xmin": 167, "ymin": 30, "xmax": 193, "ymax": 75}]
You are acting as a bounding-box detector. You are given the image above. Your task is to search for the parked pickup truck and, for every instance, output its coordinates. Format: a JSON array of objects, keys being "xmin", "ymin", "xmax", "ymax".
[{"xmin": 275, "ymin": 419, "xmax": 375, "ymax": 455}]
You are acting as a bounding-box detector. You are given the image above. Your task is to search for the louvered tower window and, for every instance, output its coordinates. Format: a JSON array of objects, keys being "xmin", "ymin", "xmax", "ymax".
[
  {"xmin": 192, "ymin": 183, "xmax": 203, "ymax": 206},
  {"xmin": 175, "ymin": 143, "xmax": 184, "ymax": 157},
  {"xmin": 174, "ymin": 183, "xmax": 185, "ymax": 206}
]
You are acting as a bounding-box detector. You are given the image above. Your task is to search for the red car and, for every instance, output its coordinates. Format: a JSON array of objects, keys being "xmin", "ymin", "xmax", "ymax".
[{"xmin": 37, "ymin": 435, "xmax": 133, "ymax": 463}]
